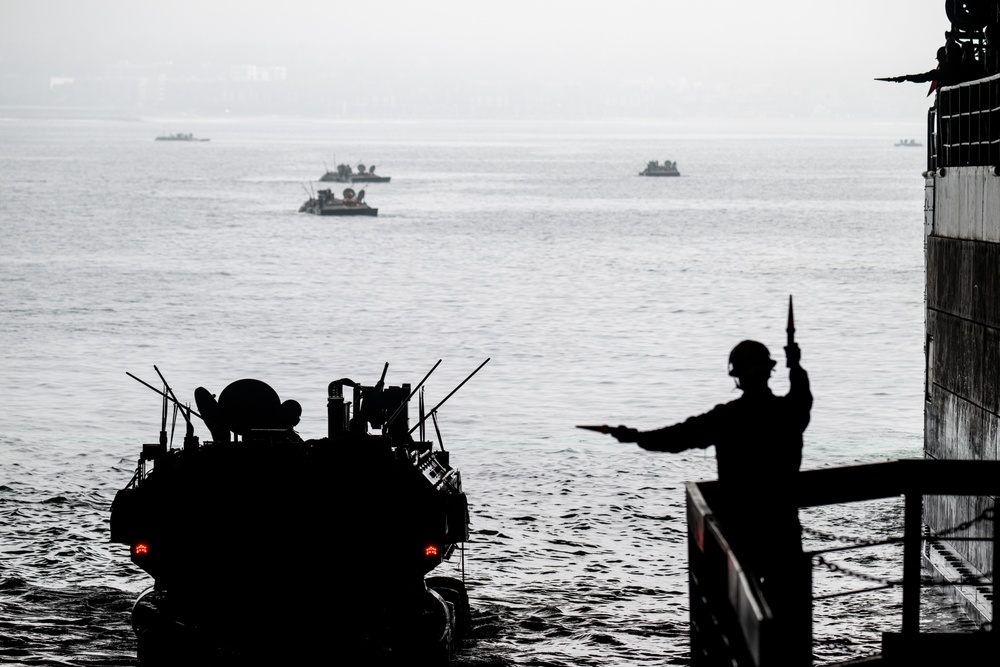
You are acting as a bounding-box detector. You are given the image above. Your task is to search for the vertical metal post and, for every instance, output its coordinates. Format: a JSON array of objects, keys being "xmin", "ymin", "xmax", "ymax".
[
  {"xmin": 804, "ymin": 554, "xmax": 814, "ymax": 667},
  {"xmin": 902, "ymin": 492, "xmax": 923, "ymax": 634},
  {"xmin": 926, "ymin": 106, "xmax": 935, "ymax": 172},
  {"xmin": 687, "ymin": 491, "xmax": 702, "ymax": 667},
  {"xmin": 993, "ymin": 497, "xmax": 998, "ymax": 632}
]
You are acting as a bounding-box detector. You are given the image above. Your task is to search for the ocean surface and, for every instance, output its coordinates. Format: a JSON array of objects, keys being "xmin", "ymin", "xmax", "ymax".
[{"xmin": 0, "ymin": 116, "xmax": 977, "ymax": 666}]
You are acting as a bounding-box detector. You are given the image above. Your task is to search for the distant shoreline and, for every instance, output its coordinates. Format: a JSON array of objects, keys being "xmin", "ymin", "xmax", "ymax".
[{"xmin": 0, "ymin": 109, "xmax": 928, "ymax": 139}]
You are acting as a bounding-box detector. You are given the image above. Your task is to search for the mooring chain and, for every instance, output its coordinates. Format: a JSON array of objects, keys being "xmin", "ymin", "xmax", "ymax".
[
  {"xmin": 802, "ymin": 507, "xmax": 994, "ymax": 547},
  {"xmin": 815, "ymin": 554, "xmax": 993, "ymax": 590},
  {"xmin": 927, "ymin": 507, "xmax": 994, "ymax": 539},
  {"xmin": 813, "ymin": 555, "xmax": 901, "ymax": 586},
  {"xmin": 801, "ymin": 525, "xmax": 899, "ymax": 547}
]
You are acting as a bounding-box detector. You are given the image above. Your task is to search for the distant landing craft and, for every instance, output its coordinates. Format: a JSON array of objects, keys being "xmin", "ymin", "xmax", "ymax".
[
  {"xmin": 321, "ymin": 162, "xmax": 391, "ymax": 183},
  {"xmin": 155, "ymin": 132, "xmax": 209, "ymax": 142},
  {"xmin": 299, "ymin": 187, "xmax": 378, "ymax": 216},
  {"xmin": 639, "ymin": 159, "xmax": 680, "ymax": 176}
]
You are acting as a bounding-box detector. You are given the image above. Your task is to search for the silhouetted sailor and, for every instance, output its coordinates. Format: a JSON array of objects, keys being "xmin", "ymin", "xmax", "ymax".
[
  {"xmin": 944, "ymin": 30, "xmax": 961, "ymax": 66},
  {"xmin": 603, "ymin": 338, "xmax": 812, "ymax": 646},
  {"xmin": 878, "ymin": 46, "xmax": 962, "ymax": 87},
  {"xmin": 984, "ymin": 25, "xmax": 1000, "ymax": 76},
  {"xmin": 879, "ymin": 38, "xmax": 991, "ymax": 87},
  {"xmin": 612, "ymin": 340, "xmax": 809, "ymax": 537},
  {"xmin": 958, "ymin": 42, "xmax": 987, "ymax": 81}
]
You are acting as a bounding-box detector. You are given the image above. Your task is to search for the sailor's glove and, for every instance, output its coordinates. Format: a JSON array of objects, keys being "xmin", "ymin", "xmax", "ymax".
[
  {"xmin": 784, "ymin": 342, "xmax": 801, "ymax": 367},
  {"xmin": 609, "ymin": 425, "xmax": 639, "ymax": 443}
]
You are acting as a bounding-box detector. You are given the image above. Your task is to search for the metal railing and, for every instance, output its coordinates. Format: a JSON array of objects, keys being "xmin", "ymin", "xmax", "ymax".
[
  {"xmin": 686, "ymin": 459, "xmax": 999, "ymax": 667},
  {"xmin": 931, "ymin": 73, "xmax": 1000, "ymax": 170}
]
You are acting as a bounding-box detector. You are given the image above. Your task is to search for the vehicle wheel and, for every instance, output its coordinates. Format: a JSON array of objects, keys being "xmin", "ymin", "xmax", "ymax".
[{"xmin": 426, "ymin": 576, "xmax": 471, "ymax": 640}]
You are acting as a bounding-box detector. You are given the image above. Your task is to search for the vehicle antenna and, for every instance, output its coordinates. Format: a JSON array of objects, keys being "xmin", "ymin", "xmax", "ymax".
[
  {"xmin": 159, "ymin": 381, "xmax": 167, "ymax": 449},
  {"xmin": 170, "ymin": 401, "xmax": 179, "ymax": 449},
  {"xmin": 431, "ymin": 410, "xmax": 446, "ymax": 451},
  {"xmin": 419, "ymin": 387, "xmax": 426, "ymax": 442},
  {"xmin": 385, "ymin": 359, "xmax": 443, "ymax": 427},
  {"xmin": 131, "ymin": 370, "xmax": 219, "ymax": 445},
  {"xmin": 127, "ymin": 371, "xmax": 205, "ymax": 422},
  {"xmin": 154, "ymin": 365, "xmax": 192, "ymax": 429},
  {"xmin": 408, "ymin": 358, "xmax": 490, "ymax": 435},
  {"xmin": 302, "ymin": 183, "xmax": 312, "ymax": 198}
]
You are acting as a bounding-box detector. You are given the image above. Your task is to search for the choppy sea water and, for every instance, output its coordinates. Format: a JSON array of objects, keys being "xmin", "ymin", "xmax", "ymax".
[{"xmin": 0, "ymin": 117, "xmax": 977, "ymax": 666}]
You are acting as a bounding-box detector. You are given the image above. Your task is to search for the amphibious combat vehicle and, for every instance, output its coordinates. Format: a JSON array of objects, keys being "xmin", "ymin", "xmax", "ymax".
[
  {"xmin": 111, "ymin": 361, "xmax": 482, "ymax": 664},
  {"xmin": 299, "ymin": 187, "xmax": 378, "ymax": 216}
]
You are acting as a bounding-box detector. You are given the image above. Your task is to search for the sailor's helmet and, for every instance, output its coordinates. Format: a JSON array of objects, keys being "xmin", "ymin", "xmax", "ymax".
[{"xmin": 728, "ymin": 340, "xmax": 776, "ymax": 377}]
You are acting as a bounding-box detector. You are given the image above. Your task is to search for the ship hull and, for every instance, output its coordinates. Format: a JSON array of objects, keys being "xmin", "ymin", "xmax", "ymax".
[
  {"xmin": 299, "ymin": 203, "xmax": 378, "ymax": 216},
  {"xmin": 304, "ymin": 206, "xmax": 378, "ymax": 216},
  {"xmin": 923, "ymin": 75, "xmax": 1000, "ymax": 625}
]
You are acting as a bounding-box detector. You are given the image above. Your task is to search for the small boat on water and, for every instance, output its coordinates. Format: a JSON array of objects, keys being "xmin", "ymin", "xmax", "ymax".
[
  {"xmin": 155, "ymin": 133, "xmax": 210, "ymax": 142},
  {"xmin": 110, "ymin": 360, "xmax": 482, "ymax": 664},
  {"xmin": 639, "ymin": 159, "xmax": 680, "ymax": 177},
  {"xmin": 895, "ymin": 139, "xmax": 922, "ymax": 147},
  {"xmin": 320, "ymin": 163, "xmax": 391, "ymax": 183},
  {"xmin": 299, "ymin": 187, "xmax": 378, "ymax": 216}
]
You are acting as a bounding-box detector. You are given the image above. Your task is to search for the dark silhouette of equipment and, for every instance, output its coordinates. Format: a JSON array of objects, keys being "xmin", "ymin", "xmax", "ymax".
[{"xmin": 111, "ymin": 362, "xmax": 484, "ymax": 664}]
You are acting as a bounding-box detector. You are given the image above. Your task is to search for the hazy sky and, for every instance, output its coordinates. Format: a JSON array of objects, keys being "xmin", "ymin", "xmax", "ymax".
[{"xmin": 0, "ymin": 0, "xmax": 952, "ymax": 119}]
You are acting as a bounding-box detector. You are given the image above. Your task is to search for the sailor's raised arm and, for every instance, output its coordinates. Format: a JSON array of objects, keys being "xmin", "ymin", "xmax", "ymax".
[
  {"xmin": 784, "ymin": 342, "xmax": 801, "ymax": 369},
  {"xmin": 784, "ymin": 343, "xmax": 812, "ymax": 422}
]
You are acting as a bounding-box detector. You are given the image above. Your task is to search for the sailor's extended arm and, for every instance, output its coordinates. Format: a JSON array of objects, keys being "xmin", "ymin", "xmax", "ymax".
[
  {"xmin": 878, "ymin": 68, "xmax": 940, "ymax": 83},
  {"xmin": 610, "ymin": 410, "xmax": 719, "ymax": 453}
]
